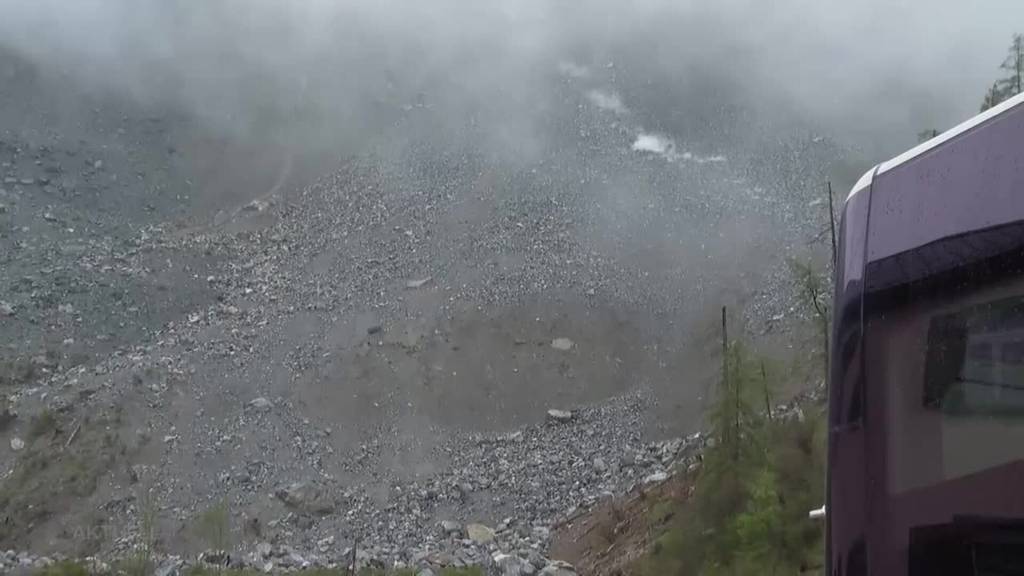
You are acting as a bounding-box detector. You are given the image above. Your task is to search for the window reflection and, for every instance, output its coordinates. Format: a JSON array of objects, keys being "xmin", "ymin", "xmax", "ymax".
[{"xmin": 925, "ymin": 296, "xmax": 1024, "ymax": 416}]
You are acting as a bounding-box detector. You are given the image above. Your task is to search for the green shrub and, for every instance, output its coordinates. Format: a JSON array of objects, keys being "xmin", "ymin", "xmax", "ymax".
[
  {"xmin": 33, "ymin": 561, "xmax": 91, "ymax": 576},
  {"xmin": 0, "ymin": 416, "xmax": 121, "ymax": 545},
  {"xmin": 29, "ymin": 409, "xmax": 58, "ymax": 439},
  {"xmin": 305, "ymin": 569, "xmax": 348, "ymax": 576},
  {"xmin": 194, "ymin": 500, "xmax": 231, "ymax": 552},
  {"xmin": 439, "ymin": 568, "xmax": 485, "ymax": 576},
  {"xmin": 185, "ymin": 568, "xmax": 263, "ymax": 576},
  {"xmin": 0, "ymin": 356, "xmax": 37, "ymax": 388},
  {"xmin": 637, "ymin": 340, "xmax": 826, "ymax": 576}
]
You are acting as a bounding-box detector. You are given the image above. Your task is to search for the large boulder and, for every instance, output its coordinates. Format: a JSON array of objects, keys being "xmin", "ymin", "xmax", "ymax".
[
  {"xmin": 274, "ymin": 481, "xmax": 335, "ymax": 515},
  {"xmin": 494, "ymin": 553, "xmax": 536, "ymax": 576},
  {"xmin": 550, "ymin": 338, "xmax": 574, "ymax": 351},
  {"xmin": 439, "ymin": 519, "xmax": 464, "ymax": 537},
  {"xmin": 465, "ymin": 523, "xmax": 496, "ymax": 544},
  {"xmin": 546, "ymin": 409, "xmax": 573, "ymax": 423},
  {"xmin": 540, "ymin": 560, "xmax": 577, "ymax": 575}
]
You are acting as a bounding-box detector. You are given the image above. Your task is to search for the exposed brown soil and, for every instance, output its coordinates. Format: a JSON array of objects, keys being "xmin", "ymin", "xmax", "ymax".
[{"xmin": 550, "ymin": 472, "xmax": 695, "ymax": 576}]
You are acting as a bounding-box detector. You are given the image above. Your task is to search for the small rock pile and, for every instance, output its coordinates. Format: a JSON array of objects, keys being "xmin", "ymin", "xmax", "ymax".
[{"xmin": 0, "ymin": 551, "xmax": 110, "ymax": 576}]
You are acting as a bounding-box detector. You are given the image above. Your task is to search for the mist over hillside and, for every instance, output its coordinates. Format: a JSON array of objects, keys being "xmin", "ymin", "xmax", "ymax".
[
  {"xmin": 1, "ymin": 1, "xmax": 1021, "ymax": 573},
  {"xmin": 3, "ymin": 0, "xmax": 1018, "ymax": 164}
]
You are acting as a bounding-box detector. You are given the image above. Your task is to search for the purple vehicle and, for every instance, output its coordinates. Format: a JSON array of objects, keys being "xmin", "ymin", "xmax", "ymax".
[{"xmin": 828, "ymin": 92, "xmax": 1024, "ymax": 575}]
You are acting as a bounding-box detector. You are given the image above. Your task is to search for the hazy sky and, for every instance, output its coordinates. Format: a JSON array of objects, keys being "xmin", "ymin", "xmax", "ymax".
[{"xmin": 1, "ymin": 0, "xmax": 1021, "ymax": 160}]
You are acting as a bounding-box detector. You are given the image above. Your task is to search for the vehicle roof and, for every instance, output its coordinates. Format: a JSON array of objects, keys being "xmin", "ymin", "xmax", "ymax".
[
  {"xmin": 842, "ymin": 89, "xmax": 1024, "ymax": 289},
  {"xmin": 849, "ymin": 91, "xmax": 1024, "ymax": 200}
]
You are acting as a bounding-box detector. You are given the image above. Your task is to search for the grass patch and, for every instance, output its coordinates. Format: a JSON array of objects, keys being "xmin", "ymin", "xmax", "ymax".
[
  {"xmin": 353, "ymin": 569, "xmax": 417, "ymax": 576},
  {"xmin": 194, "ymin": 499, "xmax": 232, "ymax": 552},
  {"xmin": 0, "ymin": 396, "xmax": 14, "ymax": 431},
  {"xmin": 646, "ymin": 498, "xmax": 676, "ymax": 526},
  {"xmin": 322, "ymin": 568, "xmax": 477, "ymax": 576},
  {"xmin": 0, "ymin": 413, "xmax": 123, "ymax": 546},
  {"xmin": 119, "ymin": 486, "xmax": 159, "ymax": 576},
  {"xmin": 29, "ymin": 409, "xmax": 58, "ymax": 439},
  {"xmin": 186, "ymin": 569, "xmax": 265, "ymax": 576},
  {"xmin": 439, "ymin": 568, "xmax": 484, "ymax": 576},
  {"xmin": 0, "ymin": 356, "xmax": 37, "ymax": 388},
  {"xmin": 33, "ymin": 561, "xmax": 92, "ymax": 576}
]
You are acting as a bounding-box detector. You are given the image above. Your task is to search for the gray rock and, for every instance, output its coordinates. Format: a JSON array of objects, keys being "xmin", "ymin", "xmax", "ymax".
[
  {"xmin": 0, "ymin": 407, "xmax": 15, "ymax": 432},
  {"xmin": 465, "ymin": 523, "xmax": 496, "ymax": 544},
  {"xmin": 643, "ymin": 471, "xmax": 669, "ymax": 484},
  {"xmin": 456, "ymin": 482, "xmax": 474, "ymax": 499},
  {"xmin": 256, "ymin": 542, "xmax": 273, "ymax": 559},
  {"xmin": 406, "ymin": 277, "xmax": 432, "ymax": 289},
  {"xmin": 592, "ymin": 457, "xmax": 607, "ymax": 473},
  {"xmin": 293, "ymin": 514, "xmax": 315, "ymax": 530},
  {"xmin": 317, "ymin": 535, "xmax": 335, "ymax": 553},
  {"xmin": 550, "ymin": 337, "xmax": 574, "ymax": 351},
  {"xmin": 532, "ymin": 526, "xmax": 551, "ymax": 541},
  {"xmin": 154, "ymin": 556, "xmax": 184, "ymax": 576},
  {"xmin": 248, "ymin": 397, "xmax": 273, "ymax": 410},
  {"xmin": 10, "ymin": 437, "xmax": 25, "ymax": 451},
  {"xmin": 198, "ymin": 550, "xmax": 230, "ymax": 566},
  {"xmin": 546, "ymin": 409, "xmax": 573, "ymax": 423},
  {"xmin": 417, "ymin": 569, "xmax": 437, "ymax": 576},
  {"xmin": 279, "ymin": 550, "xmax": 308, "ymax": 568},
  {"xmin": 495, "ymin": 553, "xmax": 534, "ymax": 576},
  {"xmin": 526, "ymin": 550, "xmax": 546, "ymax": 569},
  {"xmin": 439, "ymin": 520, "xmax": 463, "ymax": 537},
  {"xmin": 0, "ymin": 301, "xmax": 14, "ymax": 317},
  {"xmin": 274, "ymin": 481, "xmax": 335, "ymax": 515},
  {"xmin": 244, "ymin": 199, "xmax": 270, "ymax": 212},
  {"xmin": 128, "ymin": 464, "xmax": 146, "ymax": 484},
  {"xmin": 539, "ymin": 560, "xmax": 577, "ymax": 575}
]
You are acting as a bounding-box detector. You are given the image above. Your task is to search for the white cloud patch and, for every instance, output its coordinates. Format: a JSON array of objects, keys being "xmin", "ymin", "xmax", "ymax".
[
  {"xmin": 632, "ymin": 133, "xmax": 726, "ymax": 164},
  {"xmin": 632, "ymin": 133, "xmax": 676, "ymax": 156}
]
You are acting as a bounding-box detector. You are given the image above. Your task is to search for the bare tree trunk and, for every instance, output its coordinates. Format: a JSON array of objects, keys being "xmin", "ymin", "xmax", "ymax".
[
  {"xmin": 349, "ymin": 540, "xmax": 358, "ymax": 576},
  {"xmin": 762, "ymin": 361, "xmax": 772, "ymax": 422},
  {"xmin": 735, "ymin": 343, "xmax": 740, "ymax": 461},
  {"xmin": 721, "ymin": 306, "xmax": 740, "ymax": 461},
  {"xmin": 721, "ymin": 306, "xmax": 728, "ymax": 391},
  {"xmin": 1017, "ymin": 35, "xmax": 1022, "ymax": 94}
]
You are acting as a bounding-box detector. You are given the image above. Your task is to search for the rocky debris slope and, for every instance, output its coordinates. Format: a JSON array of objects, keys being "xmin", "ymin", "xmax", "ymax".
[
  {"xmin": 0, "ymin": 141, "xmax": 828, "ymax": 560},
  {"xmin": 1, "ymin": 385, "xmax": 824, "ymax": 575},
  {"xmin": 0, "ymin": 393, "xmax": 705, "ymax": 576},
  {"xmin": 2, "ymin": 45, "xmax": 846, "ymax": 575}
]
